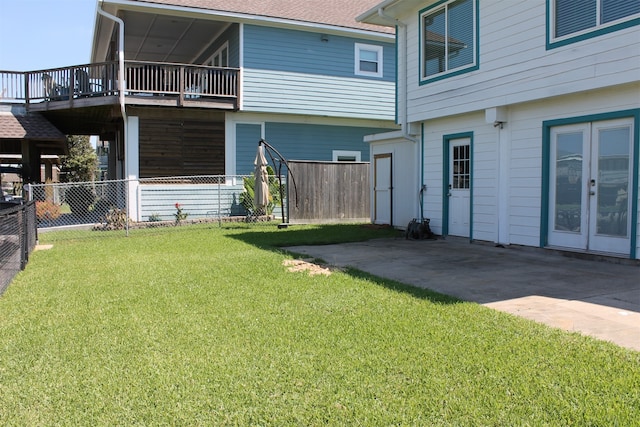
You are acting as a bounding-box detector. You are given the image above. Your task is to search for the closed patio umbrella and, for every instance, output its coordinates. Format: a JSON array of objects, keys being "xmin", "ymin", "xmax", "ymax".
[{"xmin": 253, "ymin": 144, "xmax": 270, "ymax": 215}]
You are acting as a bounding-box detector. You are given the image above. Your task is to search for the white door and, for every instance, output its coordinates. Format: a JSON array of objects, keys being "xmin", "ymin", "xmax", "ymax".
[
  {"xmin": 374, "ymin": 154, "xmax": 392, "ymax": 225},
  {"xmin": 548, "ymin": 119, "xmax": 634, "ymax": 254},
  {"xmin": 448, "ymin": 139, "xmax": 471, "ymax": 237}
]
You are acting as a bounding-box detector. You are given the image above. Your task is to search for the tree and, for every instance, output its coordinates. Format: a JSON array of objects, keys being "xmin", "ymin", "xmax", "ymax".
[
  {"xmin": 59, "ymin": 135, "xmax": 99, "ymax": 215},
  {"xmin": 60, "ymin": 135, "xmax": 98, "ymax": 183}
]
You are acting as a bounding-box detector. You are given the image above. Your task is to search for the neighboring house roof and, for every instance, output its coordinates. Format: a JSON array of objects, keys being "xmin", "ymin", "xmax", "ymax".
[
  {"xmin": 0, "ymin": 107, "xmax": 67, "ymax": 156},
  {"xmin": 0, "ymin": 111, "xmax": 65, "ymax": 142},
  {"xmin": 124, "ymin": 0, "xmax": 395, "ymax": 34}
]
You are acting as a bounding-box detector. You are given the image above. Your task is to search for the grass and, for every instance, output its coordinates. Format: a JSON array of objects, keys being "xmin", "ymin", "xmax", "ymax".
[{"xmin": 1, "ymin": 223, "xmax": 639, "ymax": 425}]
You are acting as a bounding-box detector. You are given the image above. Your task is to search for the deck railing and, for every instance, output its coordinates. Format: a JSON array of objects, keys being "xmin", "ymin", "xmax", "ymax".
[{"xmin": 0, "ymin": 61, "xmax": 239, "ymax": 105}]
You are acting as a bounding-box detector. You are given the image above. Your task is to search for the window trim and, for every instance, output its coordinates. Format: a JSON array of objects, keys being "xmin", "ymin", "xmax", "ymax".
[
  {"xmin": 539, "ymin": 109, "xmax": 639, "ymax": 257},
  {"xmin": 419, "ymin": 0, "xmax": 479, "ymax": 85},
  {"xmin": 442, "ymin": 131, "xmax": 474, "ymax": 239},
  {"xmin": 355, "ymin": 43, "xmax": 383, "ymax": 78},
  {"xmin": 546, "ymin": 0, "xmax": 640, "ymax": 50},
  {"xmin": 208, "ymin": 42, "xmax": 229, "ymax": 67},
  {"xmin": 333, "ymin": 150, "xmax": 361, "ymax": 162}
]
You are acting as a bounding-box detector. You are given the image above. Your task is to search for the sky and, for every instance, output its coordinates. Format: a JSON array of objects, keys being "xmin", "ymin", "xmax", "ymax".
[{"xmin": 0, "ymin": 0, "xmax": 97, "ymax": 71}]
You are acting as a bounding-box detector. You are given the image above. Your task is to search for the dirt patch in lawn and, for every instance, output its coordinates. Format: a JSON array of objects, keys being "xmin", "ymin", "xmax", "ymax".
[{"xmin": 283, "ymin": 258, "xmax": 342, "ymax": 276}]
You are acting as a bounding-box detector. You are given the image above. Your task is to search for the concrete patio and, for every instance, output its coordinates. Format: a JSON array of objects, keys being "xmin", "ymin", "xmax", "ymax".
[{"xmin": 286, "ymin": 236, "xmax": 640, "ymax": 351}]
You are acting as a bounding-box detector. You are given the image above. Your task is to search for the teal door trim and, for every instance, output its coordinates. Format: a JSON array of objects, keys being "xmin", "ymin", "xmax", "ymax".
[
  {"xmin": 442, "ymin": 132, "xmax": 474, "ymax": 241},
  {"xmin": 540, "ymin": 109, "xmax": 639, "ymax": 258}
]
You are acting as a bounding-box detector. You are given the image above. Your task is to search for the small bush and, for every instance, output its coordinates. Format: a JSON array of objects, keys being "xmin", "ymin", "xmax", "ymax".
[
  {"xmin": 35, "ymin": 200, "xmax": 61, "ymax": 221},
  {"xmin": 65, "ymin": 186, "xmax": 95, "ymax": 215},
  {"xmin": 240, "ymin": 165, "xmax": 281, "ymax": 216},
  {"xmin": 94, "ymin": 208, "xmax": 129, "ymax": 231}
]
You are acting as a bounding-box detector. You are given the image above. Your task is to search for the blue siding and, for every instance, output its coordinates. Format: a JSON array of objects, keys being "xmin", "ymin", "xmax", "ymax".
[
  {"xmin": 225, "ymin": 24, "xmax": 240, "ymax": 68},
  {"xmin": 236, "ymin": 123, "xmax": 262, "ymax": 174},
  {"xmin": 243, "ymin": 25, "xmax": 395, "ymax": 82},
  {"xmin": 241, "ymin": 25, "xmax": 396, "ymax": 120},
  {"xmin": 195, "ymin": 24, "xmax": 240, "ymax": 67},
  {"xmin": 140, "ymin": 183, "xmax": 247, "ymax": 221},
  {"xmin": 236, "ymin": 122, "xmax": 388, "ymax": 175}
]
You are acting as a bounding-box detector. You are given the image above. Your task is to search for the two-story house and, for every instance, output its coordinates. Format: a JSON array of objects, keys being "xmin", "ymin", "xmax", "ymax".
[
  {"xmin": 92, "ymin": 0, "xmax": 399, "ymax": 220},
  {"xmin": 358, "ymin": 0, "xmax": 640, "ymax": 259},
  {"xmin": 2, "ymin": 0, "xmax": 397, "ymax": 221}
]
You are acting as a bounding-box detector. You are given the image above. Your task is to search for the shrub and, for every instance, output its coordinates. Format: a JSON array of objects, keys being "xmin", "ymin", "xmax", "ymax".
[
  {"xmin": 240, "ymin": 165, "xmax": 281, "ymax": 216},
  {"xmin": 65, "ymin": 186, "xmax": 95, "ymax": 215},
  {"xmin": 104, "ymin": 208, "xmax": 128, "ymax": 230},
  {"xmin": 35, "ymin": 200, "xmax": 61, "ymax": 221}
]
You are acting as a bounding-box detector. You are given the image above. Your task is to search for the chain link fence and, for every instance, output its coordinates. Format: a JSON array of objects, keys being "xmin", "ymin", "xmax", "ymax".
[
  {"xmin": 0, "ymin": 201, "xmax": 37, "ymax": 295},
  {"xmin": 26, "ymin": 175, "xmax": 285, "ymax": 240}
]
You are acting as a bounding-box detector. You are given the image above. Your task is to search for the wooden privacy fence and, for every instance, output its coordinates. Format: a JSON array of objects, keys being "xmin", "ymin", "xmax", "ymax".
[{"xmin": 287, "ymin": 160, "xmax": 370, "ymax": 224}]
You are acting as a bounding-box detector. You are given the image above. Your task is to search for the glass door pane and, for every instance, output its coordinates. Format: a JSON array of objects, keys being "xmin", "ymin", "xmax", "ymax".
[
  {"xmin": 594, "ymin": 127, "xmax": 630, "ymax": 237},
  {"xmin": 554, "ymin": 132, "xmax": 583, "ymax": 232}
]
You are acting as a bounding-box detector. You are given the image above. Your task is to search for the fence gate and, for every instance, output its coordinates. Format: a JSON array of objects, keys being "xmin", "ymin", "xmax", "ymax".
[{"xmin": 287, "ymin": 160, "xmax": 370, "ymax": 224}]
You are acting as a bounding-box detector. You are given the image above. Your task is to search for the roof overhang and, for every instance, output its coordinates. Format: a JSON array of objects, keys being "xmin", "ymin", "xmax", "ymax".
[
  {"xmin": 357, "ymin": 0, "xmax": 431, "ymax": 27},
  {"xmin": 93, "ymin": 0, "xmax": 394, "ymax": 64},
  {"xmin": 0, "ymin": 106, "xmax": 67, "ymax": 156}
]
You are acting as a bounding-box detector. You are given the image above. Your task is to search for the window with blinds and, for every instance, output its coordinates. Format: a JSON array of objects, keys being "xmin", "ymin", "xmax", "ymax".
[
  {"xmin": 551, "ymin": 0, "xmax": 639, "ymax": 47},
  {"xmin": 420, "ymin": 0, "xmax": 478, "ymax": 83}
]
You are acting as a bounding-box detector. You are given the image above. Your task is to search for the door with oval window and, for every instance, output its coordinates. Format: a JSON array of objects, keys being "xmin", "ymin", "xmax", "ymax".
[{"xmin": 548, "ymin": 119, "xmax": 634, "ymax": 254}]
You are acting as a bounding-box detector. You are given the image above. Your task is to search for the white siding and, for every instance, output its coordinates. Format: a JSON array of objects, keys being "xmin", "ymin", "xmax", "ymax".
[
  {"xmin": 418, "ymin": 84, "xmax": 639, "ymax": 253},
  {"xmin": 399, "ymin": 1, "xmax": 640, "ymax": 123},
  {"xmin": 472, "ymin": 123, "xmax": 499, "ymax": 243},
  {"xmin": 420, "ymin": 112, "xmax": 499, "ymax": 241},
  {"xmin": 507, "ymin": 85, "xmax": 640, "ymax": 250},
  {"xmin": 369, "ymin": 134, "xmax": 420, "ymax": 228}
]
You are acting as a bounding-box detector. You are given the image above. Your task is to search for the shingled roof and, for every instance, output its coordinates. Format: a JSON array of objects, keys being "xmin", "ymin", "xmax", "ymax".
[
  {"xmin": 0, "ymin": 107, "xmax": 67, "ymax": 157},
  {"xmin": 0, "ymin": 110, "xmax": 65, "ymax": 142},
  {"xmin": 126, "ymin": 0, "xmax": 394, "ymax": 34}
]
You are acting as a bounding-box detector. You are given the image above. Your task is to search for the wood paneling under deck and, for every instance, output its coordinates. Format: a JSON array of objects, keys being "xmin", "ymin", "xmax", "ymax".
[{"xmin": 139, "ymin": 118, "xmax": 224, "ymax": 178}]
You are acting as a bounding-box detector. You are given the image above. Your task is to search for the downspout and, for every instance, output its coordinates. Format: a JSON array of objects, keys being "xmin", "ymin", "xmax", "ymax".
[
  {"xmin": 378, "ymin": 7, "xmax": 425, "ymax": 221},
  {"xmin": 97, "ymin": 4, "xmax": 126, "ymax": 128},
  {"xmin": 98, "ymin": 3, "xmax": 130, "ymax": 232},
  {"xmin": 377, "ymin": 8, "xmax": 417, "ymax": 144}
]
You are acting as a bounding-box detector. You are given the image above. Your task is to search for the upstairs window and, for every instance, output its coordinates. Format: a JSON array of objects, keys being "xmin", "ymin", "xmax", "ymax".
[
  {"xmin": 209, "ymin": 42, "xmax": 229, "ymax": 67},
  {"xmin": 355, "ymin": 43, "xmax": 383, "ymax": 78},
  {"xmin": 420, "ymin": 0, "xmax": 478, "ymax": 83},
  {"xmin": 550, "ymin": 0, "xmax": 640, "ymax": 47}
]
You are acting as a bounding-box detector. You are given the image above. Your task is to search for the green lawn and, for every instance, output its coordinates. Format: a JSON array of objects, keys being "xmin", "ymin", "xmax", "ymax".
[{"xmin": 1, "ymin": 223, "xmax": 638, "ymax": 426}]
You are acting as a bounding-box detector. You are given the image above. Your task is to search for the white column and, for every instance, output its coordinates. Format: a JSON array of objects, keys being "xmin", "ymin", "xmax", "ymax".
[
  {"xmin": 126, "ymin": 116, "xmax": 140, "ymax": 221},
  {"xmin": 497, "ymin": 124, "xmax": 510, "ymax": 245},
  {"xmin": 225, "ymin": 112, "xmax": 236, "ymax": 181},
  {"xmin": 486, "ymin": 107, "xmax": 510, "ymax": 245}
]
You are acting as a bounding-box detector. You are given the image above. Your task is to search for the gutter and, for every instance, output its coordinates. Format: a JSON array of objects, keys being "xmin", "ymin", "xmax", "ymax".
[
  {"xmin": 378, "ymin": 7, "xmax": 426, "ymax": 223},
  {"xmin": 97, "ymin": 4, "xmax": 126, "ymax": 122},
  {"xmin": 377, "ymin": 8, "xmax": 418, "ymax": 144},
  {"xmin": 97, "ymin": 2, "xmax": 132, "ymax": 232},
  {"xmin": 104, "ymin": 0, "xmax": 394, "ymax": 42}
]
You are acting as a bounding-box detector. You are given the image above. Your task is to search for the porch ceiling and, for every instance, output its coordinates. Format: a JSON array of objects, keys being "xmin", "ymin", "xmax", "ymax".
[
  {"xmin": 39, "ymin": 105, "xmax": 122, "ymax": 138},
  {"xmin": 120, "ymin": 10, "xmax": 227, "ymax": 63}
]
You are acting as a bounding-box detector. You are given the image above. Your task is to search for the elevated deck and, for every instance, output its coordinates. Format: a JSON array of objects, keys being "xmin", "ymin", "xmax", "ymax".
[{"xmin": 1, "ymin": 61, "xmax": 239, "ymax": 112}]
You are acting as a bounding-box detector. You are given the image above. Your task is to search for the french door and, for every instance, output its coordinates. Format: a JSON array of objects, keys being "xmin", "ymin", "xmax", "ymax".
[{"xmin": 548, "ymin": 119, "xmax": 634, "ymax": 254}]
